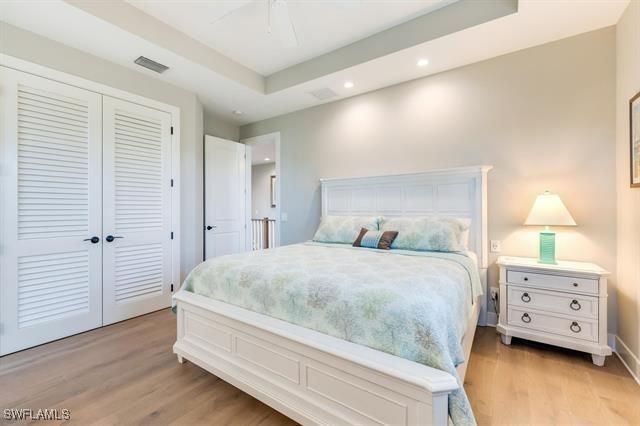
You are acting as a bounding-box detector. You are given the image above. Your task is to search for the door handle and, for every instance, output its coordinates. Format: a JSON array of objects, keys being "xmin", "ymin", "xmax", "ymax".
[
  {"xmin": 206, "ymin": 225, "xmax": 216, "ymax": 230},
  {"xmin": 105, "ymin": 235, "xmax": 124, "ymax": 242},
  {"xmin": 83, "ymin": 236, "xmax": 100, "ymax": 244}
]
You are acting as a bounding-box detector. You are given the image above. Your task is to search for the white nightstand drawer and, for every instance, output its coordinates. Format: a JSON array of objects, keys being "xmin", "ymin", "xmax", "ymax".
[
  {"xmin": 507, "ymin": 270, "xmax": 598, "ymax": 295},
  {"xmin": 507, "ymin": 306, "xmax": 598, "ymax": 342},
  {"xmin": 508, "ymin": 286, "xmax": 598, "ymax": 319}
]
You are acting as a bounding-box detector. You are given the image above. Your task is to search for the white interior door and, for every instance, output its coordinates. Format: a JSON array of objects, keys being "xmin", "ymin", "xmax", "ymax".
[
  {"xmin": 0, "ymin": 68, "xmax": 103, "ymax": 355},
  {"xmin": 102, "ymin": 96, "xmax": 172, "ymax": 325},
  {"xmin": 204, "ymin": 135, "xmax": 248, "ymax": 260}
]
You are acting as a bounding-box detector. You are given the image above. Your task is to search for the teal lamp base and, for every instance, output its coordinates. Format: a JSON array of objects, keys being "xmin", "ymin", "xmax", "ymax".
[{"xmin": 538, "ymin": 228, "xmax": 557, "ymax": 264}]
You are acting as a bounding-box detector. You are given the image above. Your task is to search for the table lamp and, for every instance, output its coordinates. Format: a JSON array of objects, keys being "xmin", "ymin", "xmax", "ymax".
[{"xmin": 524, "ymin": 190, "xmax": 576, "ymax": 264}]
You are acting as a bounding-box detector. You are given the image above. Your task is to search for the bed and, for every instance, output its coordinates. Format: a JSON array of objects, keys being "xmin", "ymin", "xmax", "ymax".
[{"xmin": 173, "ymin": 165, "xmax": 492, "ymax": 425}]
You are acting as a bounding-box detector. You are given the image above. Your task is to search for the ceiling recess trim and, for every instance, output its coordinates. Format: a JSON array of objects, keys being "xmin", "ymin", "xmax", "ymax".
[
  {"xmin": 64, "ymin": 0, "xmax": 264, "ymax": 93},
  {"xmin": 65, "ymin": 0, "xmax": 518, "ymax": 96},
  {"xmin": 265, "ymin": 0, "xmax": 519, "ymax": 94}
]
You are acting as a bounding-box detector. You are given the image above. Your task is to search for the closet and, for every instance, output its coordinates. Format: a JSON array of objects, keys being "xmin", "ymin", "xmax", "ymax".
[{"xmin": 0, "ymin": 66, "xmax": 178, "ymax": 355}]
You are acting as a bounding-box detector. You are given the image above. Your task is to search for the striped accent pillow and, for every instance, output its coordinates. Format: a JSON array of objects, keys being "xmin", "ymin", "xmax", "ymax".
[{"xmin": 352, "ymin": 228, "xmax": 398, "ymax": 250}]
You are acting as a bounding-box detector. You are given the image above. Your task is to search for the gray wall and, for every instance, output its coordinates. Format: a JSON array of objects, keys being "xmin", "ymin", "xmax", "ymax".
[
  {"xmin": 615, "ymin": 1, "xmax": 640, "ymax": 376},
  {"xmin": 241, "ymin": 28, "xmax": 617, "ymax": 326},
  {"xmin": 204, "ymin": 110, "xmax": 240, "ymax": 141},
  {"xmin": 0, "ymin": 22, "xmax": 224, "ymax": 280}
]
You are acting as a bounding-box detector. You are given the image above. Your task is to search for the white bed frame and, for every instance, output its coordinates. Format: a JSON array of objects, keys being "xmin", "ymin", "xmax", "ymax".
[{"xmin": 173, "ymin": 165, "xmax": 492, "ymax": 425}]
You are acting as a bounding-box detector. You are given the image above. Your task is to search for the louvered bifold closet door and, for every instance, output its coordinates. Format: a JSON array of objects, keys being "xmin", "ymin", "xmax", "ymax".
[
  {"xmin": 102, "ymin": 96, "xmax": 172, "ymax": 325},
  {"xmin": 0, "ymin": 68, "xmax": 102, "ymax": 355}
]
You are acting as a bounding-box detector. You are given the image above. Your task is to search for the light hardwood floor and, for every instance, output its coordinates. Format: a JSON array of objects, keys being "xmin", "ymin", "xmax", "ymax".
[{"xmin": 1, "ymin": 309, "xmax": 639, "ymax": 425}]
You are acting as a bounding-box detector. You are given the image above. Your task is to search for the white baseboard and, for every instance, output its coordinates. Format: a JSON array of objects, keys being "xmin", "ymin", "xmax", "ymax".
[{"xmin": 614, "ymin": 335, "xmax": 640, "ymax": 386}]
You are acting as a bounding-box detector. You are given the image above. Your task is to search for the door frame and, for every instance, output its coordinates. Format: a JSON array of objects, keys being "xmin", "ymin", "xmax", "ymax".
[
  {"xmin": 1, "ymin": 55, "xmax": 181, "ymax": 300},
  {"xmin": 241, "ymin": 132, "xmax": 281, "ymax": 248}
]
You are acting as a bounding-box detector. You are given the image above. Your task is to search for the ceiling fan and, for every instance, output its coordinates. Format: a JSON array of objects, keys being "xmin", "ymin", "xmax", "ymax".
[
  {"xmin": 211, "ymin": 0, "xmax": 299, "ymax": 48},
  {"xmin": 266, "ymin": 0, "xmax": 299, "ymax": 48}
]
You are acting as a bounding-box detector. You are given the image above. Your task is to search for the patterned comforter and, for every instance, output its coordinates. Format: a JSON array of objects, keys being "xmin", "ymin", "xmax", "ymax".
[{"xmin": 181, "ymin": 242, "xmax": 482, "ymax": 425}]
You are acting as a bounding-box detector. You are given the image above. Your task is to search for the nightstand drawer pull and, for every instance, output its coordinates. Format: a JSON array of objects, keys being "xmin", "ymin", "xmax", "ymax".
[
  {"xmin": 521, "ymin": 313, "xmax": 531, "ymax": 323},
  {"xmin": 570, "ymin": 321, "xmax": 582, "ymax": 333},
  {"xmin": 506, "ymin": 271, "xmax": 598, "ymax": 295},
  {"xmin": 521, "ymin": 292, "xmax": 531, "ymax": 303},
  {"xmin": 570, "ymin": 300, "xmax": 581, "ymax": 311}
]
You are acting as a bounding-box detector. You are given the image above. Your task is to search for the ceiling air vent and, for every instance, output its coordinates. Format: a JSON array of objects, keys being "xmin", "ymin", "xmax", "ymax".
[
  {"xmin": 134, "ymin": 56, "xmax": 169, "ymax": 73},
  {"xmin": 309, "ymin": 88, "xmax": 338, "ymax": 101}
]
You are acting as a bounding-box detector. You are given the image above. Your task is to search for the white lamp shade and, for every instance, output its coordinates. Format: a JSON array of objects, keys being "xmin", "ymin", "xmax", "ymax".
[{"xmin": 524, "ymin": 191, "xmax": 577, "ymax": 226}]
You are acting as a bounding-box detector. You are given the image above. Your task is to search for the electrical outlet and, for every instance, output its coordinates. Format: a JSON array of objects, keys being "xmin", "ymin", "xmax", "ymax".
[
  {"xmin": 490, "ymin": 240, "xmax": 501, "ymax": 253},
  {"xmin": 281, "ymin": 212, "xmax": 288, "ymax": 222}
]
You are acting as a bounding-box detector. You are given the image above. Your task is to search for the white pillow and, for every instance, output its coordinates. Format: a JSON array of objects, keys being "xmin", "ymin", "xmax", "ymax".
[
  {"xmin": 458, "ymin": 218, "xmax": 472, "ymax": 250},
  {"xmin": 380, "ymin": 216, "xmax": 470, "ymax": 252},
  {"xmin": 312, "ymin": 215, "xmax": 381, "ymax": 244}
]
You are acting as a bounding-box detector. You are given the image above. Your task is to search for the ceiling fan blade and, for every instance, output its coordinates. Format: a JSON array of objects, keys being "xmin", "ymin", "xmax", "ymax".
[
  {"xmin": 270, "ymin": 0, "xmax": 298, "ymax": 48},
  {"xmin": 210, "ymin": 0, "xmax": 255, "ymax": 25}
]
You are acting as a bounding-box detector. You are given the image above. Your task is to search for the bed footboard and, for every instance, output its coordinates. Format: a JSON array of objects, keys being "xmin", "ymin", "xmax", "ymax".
[{"xmin": 173, "ymin": 290, "xmax": 458, "ymax": 426}]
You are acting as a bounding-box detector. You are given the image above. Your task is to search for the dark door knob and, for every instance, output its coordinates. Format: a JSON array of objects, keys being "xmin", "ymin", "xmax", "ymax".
[
  {"xmin": 83, "ymin": 236, "xmax": 100, "ymax": 244},
  {"xmin": 206, "ymin": 225, "xmax": 216, "ymax": 230},
  {"xmin": 105, "ymin": 235, "xmax": 123, "ymax": 242}
]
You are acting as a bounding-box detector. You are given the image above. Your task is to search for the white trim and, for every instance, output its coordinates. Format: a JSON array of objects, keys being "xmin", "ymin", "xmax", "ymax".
[
  {"xmin": 241, "ymin": 132, "xmax": 282, "ymax": 247},
  {"xmin": 171, "ymin": 110, "xmax": 181, "ymax": 291},
  {"xmin": 0, "ymin": 54, "xmax": 181, "ymax": 310},
  {"xmin": 614, "ymin": 335, "xmax": 640, "ymax": 386}
]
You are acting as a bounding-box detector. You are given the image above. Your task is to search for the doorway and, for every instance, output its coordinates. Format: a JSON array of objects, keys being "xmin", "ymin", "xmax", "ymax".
[{"xmin": 242, "ymin": 132, "xmax": 281, "ymax": 250}]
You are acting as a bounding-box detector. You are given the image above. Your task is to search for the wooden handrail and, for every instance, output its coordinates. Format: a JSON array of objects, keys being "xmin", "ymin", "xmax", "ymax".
[{"xmin": 262, "ymin": 217, "xmax": 269, "ymax": 250}]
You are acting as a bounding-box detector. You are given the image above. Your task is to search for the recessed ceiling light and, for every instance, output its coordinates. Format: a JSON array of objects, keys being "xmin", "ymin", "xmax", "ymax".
[
  {"xmin": 232, "ymin": 110, "xmax": 243, "ymax": 115},
  {"xmin": 344, "ymin": 81, "xmax": 354, "ymax": 89},
  {"xmin": 264, "ymin": 157, "xmax": 270, "ymax": 161},
  {"xmin": 417, "ymin": 58, "xmax": 429, "ymax": 67}
]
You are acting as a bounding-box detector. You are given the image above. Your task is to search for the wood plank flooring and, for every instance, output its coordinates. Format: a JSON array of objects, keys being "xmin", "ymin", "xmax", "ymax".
[
  {"xmin": 465, "ymin": 328, "xmax": 640, "ymax": 425},
  {"xmin": 1, "ymin": 309, "xmax": 638, "ymax": 425}
]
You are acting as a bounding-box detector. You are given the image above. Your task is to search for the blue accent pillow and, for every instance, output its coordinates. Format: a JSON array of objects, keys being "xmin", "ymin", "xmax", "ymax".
[{"xmin": 352, "ymin": 228, "xmax": 398, "ymax": 250}]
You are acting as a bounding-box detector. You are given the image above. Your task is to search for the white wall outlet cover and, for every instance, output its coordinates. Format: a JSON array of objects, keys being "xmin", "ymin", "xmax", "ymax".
[
  {"xmin": 281, "ymin": 212, "xmax": 288, "ymax": 222},
  {"xmin": 490, "ymin": 240, "xmax": 501, "ymax": 253}
]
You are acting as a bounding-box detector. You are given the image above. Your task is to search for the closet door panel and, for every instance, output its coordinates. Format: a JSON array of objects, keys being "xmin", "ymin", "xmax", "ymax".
[
  {"xmin": 0, "ymin": 68, "xmax": 102, "ymax": 355},
  {"xmin": 102, "ymin": 96, "xmax": 172, "ymax": 324}
]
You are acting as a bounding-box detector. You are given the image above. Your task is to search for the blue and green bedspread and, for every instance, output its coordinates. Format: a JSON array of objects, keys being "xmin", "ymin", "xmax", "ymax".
[{"xmin": 180, "ymin": 242, "xmax": 482, "ymax": 425}]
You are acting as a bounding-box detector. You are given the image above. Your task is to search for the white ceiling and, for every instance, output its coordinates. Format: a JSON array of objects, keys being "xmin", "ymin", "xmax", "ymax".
[
  {"xmin": 126, "ymin": 0, "xmax": 454, "ymax": 75},
  {"xmin": 0, "ymin": 0, "xmax": 629, "ymax": 126},
  {"xmin": 249, "ymin": 142, "xmax": 276, "ymax": 165}
]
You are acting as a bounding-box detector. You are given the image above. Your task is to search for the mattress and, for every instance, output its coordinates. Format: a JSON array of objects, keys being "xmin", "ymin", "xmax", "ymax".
[{"xmin": 181, "ymin": 242, "xmax": 482, "ymax": 425}]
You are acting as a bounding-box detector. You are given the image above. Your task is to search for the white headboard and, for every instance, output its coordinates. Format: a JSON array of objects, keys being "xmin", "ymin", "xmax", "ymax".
[
  {"xmin": 320, "ymin": 165, "xmax": 493, "ymax": 269},
  {"xmin": 320, "ymin": 165, "xmax": 492, "ymax": 325}
]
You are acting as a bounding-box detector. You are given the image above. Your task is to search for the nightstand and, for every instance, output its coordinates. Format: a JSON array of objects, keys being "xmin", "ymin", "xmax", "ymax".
[{"xmin": 496, "ymin": 256, "xmax": 612, "ymax": 366}]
